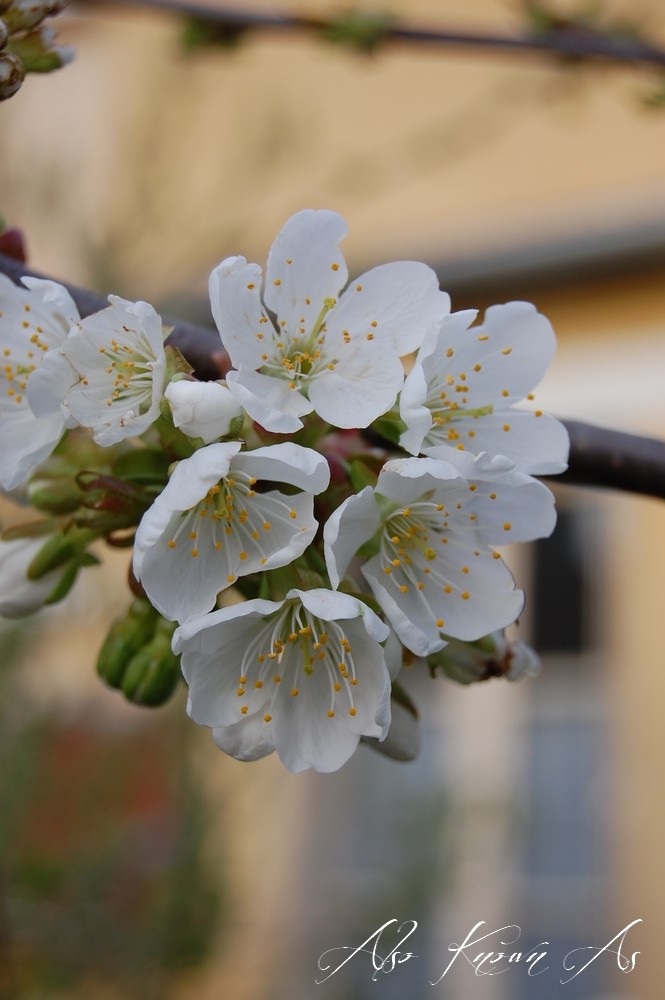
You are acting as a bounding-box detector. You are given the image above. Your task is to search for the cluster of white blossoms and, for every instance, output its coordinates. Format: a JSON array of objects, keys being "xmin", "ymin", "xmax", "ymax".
[{"xmin": 0, "ymin": 209, "xmax": 568, "ymax": 773}]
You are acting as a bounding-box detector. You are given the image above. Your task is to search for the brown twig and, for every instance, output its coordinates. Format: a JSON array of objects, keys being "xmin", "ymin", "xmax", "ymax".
[
  {"xmin": 2, "ymin": 250, "xmax": 665, "ymax": 501},
  {"xmin": 89, "ymin": 0, "xmax": 665, "ymax": 70}
]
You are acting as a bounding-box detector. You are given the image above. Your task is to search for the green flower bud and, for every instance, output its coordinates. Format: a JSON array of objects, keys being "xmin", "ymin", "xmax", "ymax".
[
  {"xmin": 26, "ymin": 528, "xmax": 87, "ymax": 580},
  {"xmin": 121, "ymin": 618, "xmax": 180, "ymax": 707},
  {"xmin": 3, "ymin": 0, "xmax": 67, "ymax": 33},
  {"xmin": 0, "ymin": 50, "xmax": 24, "ymax": 100},
  {"xmin": 97, "ymin": 597, "xmax": 159, "ymax": 689},
  {"xmin": 28, "ymin": 476, "xmax": 82, "ymax": 514}
]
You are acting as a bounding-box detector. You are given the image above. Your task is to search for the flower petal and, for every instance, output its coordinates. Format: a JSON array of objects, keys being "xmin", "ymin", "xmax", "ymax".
[
  {"xmin": 323, "ymin": 486, "xmax": 381, "ymax": 590},
  {"xmin": 226, "ymin": 368, "xmax": 313, "ymax": 433},
  {"xmin": 233, "ymin": 442, "xmax": 330, "ymax": 494},
  {"xmin": 325, "ymin": 261, "xmax": 450, "ymax": 356},
  {"xmin": 307, "ymin": 348, "xmax": 404, "ymax": 428},
  {"xmin": 208, "ymin": 256, "xmax": 272, "ymax": 370},
  {"xmin": 263, "ymin": 209, "xmax": 348, "ymax": 333}
]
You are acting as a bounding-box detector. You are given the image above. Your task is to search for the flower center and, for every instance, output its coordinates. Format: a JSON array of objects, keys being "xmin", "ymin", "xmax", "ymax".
[
  {"xmin": 260, "ymin": 297, "xmax": 340, "ymax": 390},
  {"xmin": 380, "ymin": 500, "xmax": 465, "ymax": 616},
  {"xmin": 100, "ymin": 335, "xmax": 157, "ymax": 411},
  {"xmin": 234, "ymin": 602, "xmax": 360, "ymax": 723}
]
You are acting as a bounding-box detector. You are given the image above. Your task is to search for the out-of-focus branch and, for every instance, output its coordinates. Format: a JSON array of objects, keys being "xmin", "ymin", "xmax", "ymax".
[
  {"xmin": 3, "ymin": 250, "xmax": 665, "ymax": 501},
  {"xmin": 89, "ymin": 0, "xmax": 665, "ymax": 70}
]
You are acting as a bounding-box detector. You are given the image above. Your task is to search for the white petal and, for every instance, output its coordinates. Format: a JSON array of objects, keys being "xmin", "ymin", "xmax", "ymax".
[
  {"xmin": 375, "ymin": 456, "xmax": 465, "ymax": 506},
  {"xmin": 323, "ymin": 487, "xmax": 381, "ymax": 590},
  {"xmin": 263, "ymin": 209, "xmax": 348, "ymax": 334},
  {"xmin": 0, "ymin": 402, "xmax": 66, "ymax": 492},
  {"xmin": 212, "ymin": 711, "xmax": 276, "ymax": 762},
  {"xmin": 226, "ymin": 368, "xmax": 313, "ymax": 433},
  {"xmin": 156, "ymin": 442, "xmax": 241, "ymax": 512},
  {"xmin": 325, "ymin": 261, "xmax": 450, "ymax": 356},
  {"xmin": 424, "ymin": 409, "xmax": 569, "ymax": 475},
  {"xmin": 208, "ymin": 256, "xmax": 272, "ymax": 370},
  {"xmin": 165, "ymin": 379, "xmax": 243, "ymax": 443},
  {"xmin": 290, "ymin": 587, "xmax": 390, "ymax": 643},
  {"xmin": 233, "ymin": 442, "xmax": 330, "ymax": 494},
  {"xmin": 26, "ymin": 350, "xmax": 78, "ymax": 419},
  {"xmin": 398, "ymin": 359, "xmax": 432, "ymax": 455},
  {"xmin": 307, "ymin": 349, "xmax": 404, "ymax": 428}
]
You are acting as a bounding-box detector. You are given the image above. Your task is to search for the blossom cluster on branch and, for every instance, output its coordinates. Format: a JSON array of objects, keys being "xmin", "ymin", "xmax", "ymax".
[{"xmin": 0, "ymin": 210, "xmax": 568, "ymax": 772}]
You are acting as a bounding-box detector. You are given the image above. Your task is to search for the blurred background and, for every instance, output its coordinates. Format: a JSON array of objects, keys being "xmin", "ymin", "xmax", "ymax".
[{"xmin": 1, "ymin": 0, "xmax": 665, "ymax": 997}]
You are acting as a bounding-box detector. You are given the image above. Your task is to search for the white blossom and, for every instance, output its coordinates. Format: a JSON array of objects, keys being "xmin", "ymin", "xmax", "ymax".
[
  {"xmin": 209, "ymin": 208, "xmax": 450, "ymax": 432},
  {"xmin": 324, "ymin": 450, "xmax": 556, "ymax": 656},
  {"xmin": 399, "ymin": 302, "xmax": 569, "ymax": 474},
  {"xmin": 133, "ymin": 441, "xmax": 330, "ymax": 623},
  {"xmin": 173, "ymin": 587, "xmax": 393, "ymax": 773},
  {"xmin": 0, "ymin": 274, "xmax": 79, "ymax": 491},
  {"xmin": 29, "ymin": 295, "xmax": 167, "ymax": 446}
]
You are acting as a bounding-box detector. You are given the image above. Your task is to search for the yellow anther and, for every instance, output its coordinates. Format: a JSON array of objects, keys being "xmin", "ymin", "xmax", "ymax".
[
  {"xmin": 503, "ymin": 522, "xmax": 512, "ymax": 531},
  {"xmin": 331, "ymin": 262, "xmax": 339, "ymax": 271},
  {"xmin": 191, "ymin": 549, "xmax": 199, "ymax": 558},
  {"xmin": 349, "ymin": 707, "xmax": 357, "ymax": 717},
  {"xmin": 254, "ymin": 680, "xmax": 263, "ymax": 689},
  {"xmin": 264, "ymin": 714, "xmax": 272, "ymax": 723},
  {"xmin": 503, "ymin": 424, "xmax": 511, "ymax": 432},
  {"xmin": 461, "ymin": 591, "xmax": 470, "ymax": 600},
  {"xmin": 291, "ymin": 688, "xmax": 299, "ymax": 697},
  {"xmin": 502, "ymin": 347, "xmax": 512, "ymax": 355},
  {"xmin": 167, "ymin": 540, "xmax": 176, "ymax": 549},
  {"xmin": 241, "ymin": 706, "xmax": 248, "ymax": 715}
]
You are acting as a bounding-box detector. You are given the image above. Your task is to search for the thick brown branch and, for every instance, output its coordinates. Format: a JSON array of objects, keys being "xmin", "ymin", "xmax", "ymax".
[
  {"xmin": 2, "ymin": 251, "xmax": 665, "ymax": 501},
  {"xmin": 92, "ymin": 0, "xmax": 665, "ymax": 70}
]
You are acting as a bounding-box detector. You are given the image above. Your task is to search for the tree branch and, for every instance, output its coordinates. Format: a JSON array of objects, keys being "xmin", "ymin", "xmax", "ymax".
[
  {"xmin": 2, "ymin": 250, "xmax": 665, "ymax": 501},
  {"xmin": 94, "ymin": 0, "xmax": 665, "ymax": 70}
]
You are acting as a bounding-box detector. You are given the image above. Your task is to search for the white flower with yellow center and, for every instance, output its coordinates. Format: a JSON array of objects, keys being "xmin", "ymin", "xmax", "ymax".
[
  {"xmin": 173, "ymin": 587, "xmax": 393, "ymax": 773},
  {"xmin": 399, "ymin": 302, "xmax": 569, "ymax": 474},
  {"xmin": 133, "ymin": 441, "xmax": 330, "ymax": 623},
  {"xmin": 29, "ymin": 295, "xmax": 167, "ymax": 446},
  {"xmin": 209, "ymin": 208, "xmax": 450, "ymax": 432},
  {"xmin": 324, "ymin": 451, "xmax": 556, "ymax": 656},
  {"xmin": 0, "ymin": 274, "xmax": 80, "ymax": 491}
]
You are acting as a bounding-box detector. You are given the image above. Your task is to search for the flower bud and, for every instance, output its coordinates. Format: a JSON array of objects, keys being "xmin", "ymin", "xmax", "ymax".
[
  {"xmin": 0, "ymin": 535, "xmax": 70, "ymax": 617},
  {"xmin": 28, "ymin": 475, "xmax": 81, "ymax": 514},
  {"xmin": 428, "ymin": 632, "xmax": 541, "ymax": 685},
  {"xmin": 120, "ymin": 618, "xmax": 180, "ymax": 706},
  {"xmin": 3, "ymin": 0, "xmax": 68, "ymax": 33},
  {"xmin": 0, "ymin": 51, "xmax": 24, "ymax": 100},
  {"xmin": 0, "ymin": 19, "xmax": 8, "ymax": 48},
  {"xmin": 165, "ymin": 378, "xmax": 243, "ymax": 444},
  {"xmin": 97, "ymin": 597, "xmax": 158, "ymax": 689}
]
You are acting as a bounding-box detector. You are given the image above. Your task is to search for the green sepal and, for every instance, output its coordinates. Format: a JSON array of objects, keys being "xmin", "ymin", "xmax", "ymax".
[
  {"xmin": 121, "ymin": 620, "xmax": 181, "ymax": 707},
  {"xmin": 28, "ymin": 476, "xmax": 82, "ymax": 514},
  {"xmin": 164, "ymin": 344, "xmax": 194, "ymax": 380},
  {"xmin": 1, "ymin": 519, "xmax": 58, "ymax": 542},
  {"xmin": 111, "ymin": 447, "xmax": 171, "ymax": 486},
  {"xmin": 97, "ymin": 598, "xmax": 158, "ymax": 689},
  {"xmin": 370, "ymin": 415, "xmax": 404, "ymax": 447},
  {"xmin": 349, "ymin": 458, "xmax": 379, "ymax": 493},
  {"xmin": 225, "ymin": 413, "xmax": 245, "ymax": 441},
  {"xmin": 27, "ymin": 528, "xmax": 93, "ymax": 580},
  {"xmin": 43, "ymin": 560, "xmax": 80, "ymax": 606}
]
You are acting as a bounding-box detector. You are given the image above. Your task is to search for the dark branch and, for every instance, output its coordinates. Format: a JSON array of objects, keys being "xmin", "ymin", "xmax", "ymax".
[
  {"xmin": 95, "ymin": 0, "xmax": 665, "ymax": 70},
  {"xmin": 2, "ymin": 250, "xmax": 665, "ymax": 501}
]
